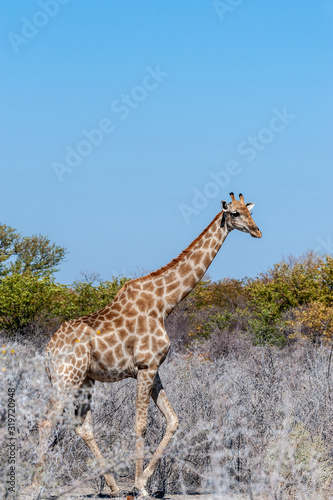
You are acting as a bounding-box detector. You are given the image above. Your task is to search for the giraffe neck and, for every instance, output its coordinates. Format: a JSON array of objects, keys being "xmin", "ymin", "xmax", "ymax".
[{"xmin": 143, "ymin": 211, "xmax": 230, "ymax": 317}]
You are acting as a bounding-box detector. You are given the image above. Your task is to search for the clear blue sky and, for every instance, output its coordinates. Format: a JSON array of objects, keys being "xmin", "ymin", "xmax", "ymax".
[{"xmin": 1, "ymin": 1, "xmax": 333, "ymax": 284}]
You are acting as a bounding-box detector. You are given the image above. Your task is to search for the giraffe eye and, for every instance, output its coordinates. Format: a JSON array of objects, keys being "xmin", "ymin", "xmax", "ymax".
[{"xmin": 231, "ymin": 212, "xmax": 239, "ymax": 217}]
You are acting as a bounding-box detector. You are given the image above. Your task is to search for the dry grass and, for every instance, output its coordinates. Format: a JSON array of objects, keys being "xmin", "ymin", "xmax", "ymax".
[{"xmin": 1, "ymin": 333, "xmax": 333, "ymax": 499}]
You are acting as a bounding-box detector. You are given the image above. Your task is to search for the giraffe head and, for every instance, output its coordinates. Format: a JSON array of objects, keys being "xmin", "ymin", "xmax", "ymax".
[{"xmin": 221, "ymin": 192, "xmax": 262, "ymax": 238}]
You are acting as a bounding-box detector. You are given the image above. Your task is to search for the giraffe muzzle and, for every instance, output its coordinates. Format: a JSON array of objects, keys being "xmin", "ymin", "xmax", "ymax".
[{"xmin": 251, "ymin": 226, "xmax": 262, "ymax": 238}]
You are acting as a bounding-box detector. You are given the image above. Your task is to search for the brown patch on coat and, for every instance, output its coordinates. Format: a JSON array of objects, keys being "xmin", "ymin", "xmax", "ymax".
[
  {"xmin": 166, "ymin": 290, "xmax": 180, "ymax": 304},
  {"xmin": 101, "ymin": 321, "xmax": 113, "ymax": 331},
  {"xmin": 202, "ymin": 253, "xmax": 212, "ymax": 268},
  {"xmin": 178, "ymin": 261, "xmax": 194, "ymax": 276},
  {"xmin": 102, "ymin": 334, "xmax": 118, "ymax": 348},
  {"xmin": 126, "ymin": 289, "xmax": 139, "ymax": 302},
  {"xmin": 165, "ymin": 271, "xmax": 177, "ymax": 283},
  {"xmin": 136, "ymin": 298, "xmax": 147, "ymax": 313},
  {"xmin": 155, "ymin": 286, "xmax": 164, "ymax": 297},
  {"xmin": 111, "ymin": 302, "xmax": 122, "ymax": 313},
  {"xmin": 76, "ymin": 344, "xmax": 85, "ymax": 357},
  {"xmin": 113, "ymin": 317, "xmax": 124, "ymax": 329},
  {"xmin": 125, "ymin": 318, "xmax": 136, "ymax": 332},
  {"xmin": 149, "ymin": 318, "xmax": 157, "ymax": 331},
  {"xmin": 140, "ymin": 335, "xmax": 150, "ymax": 351},
  {"xmin": 137, "ymin": 315, "xmax": 147, "ymax": 335},
  {"xmin": 125, "ymin": 336, "xmax": 137, "ymax": 355},
  {"xmin": 126, "ymin": 307, "xmax": 138, "ymax": 318},
  {"xmin": 136, "ymin": 351, "xmax": 153, "ymax": 369},
  {"xmin": 166, "ymin": 281, "xmax": 178, "ymax": 293},
  {"xmin": 117, "ymin": 328, "xmax": 128, "ymax": 341},
  {"xmin": 156, "ymin": 299, "xmax": 164, "ymax": 311},
  {"xmin": 143, "ymin": 281, "xmax": 155, "ymax": 292},
  {"xmin": 118, "ymin": 358, "xmax": 128, "ymax": 370},
  {"xmin": 151, "ymin": 337, "xmax": 170, "ymax": 354},
  {"xmin": 142, "ymin": 291, "xmax": 155, "ymax": 306},
  {"xmin": 97, "ymin": 339, "xmax": 108, "ymax": 352},
  {"xmin": 183, "ymin": 274, "xmax": 196, "ymax": 288},
  {"xmin": 192, "ymin": 251, "xmax": 204, "ymax": 265},
  {"xmin": 114, "ymin": 343, "xmax": 124, "ymax": 360},
  {"xmin": 92, "ymin": 349, "xmax": 102, "ymax": 361},
  {"xmin": 104, "ymin": 350, "xmax": 116, "ymax": 366}
]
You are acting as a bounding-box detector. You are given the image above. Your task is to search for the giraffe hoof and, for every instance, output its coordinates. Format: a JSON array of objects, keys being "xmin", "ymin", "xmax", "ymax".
[
  {"xmin": 130, "ymin": 487, "xmax": 149, "ymax": 498},
  {"xmin": 109, "ymin": 489, "xmax": 128, "ymax": 498},
  {"xmin": 151, "ymin": 491, "xmax": 165, "ymax": 498}
]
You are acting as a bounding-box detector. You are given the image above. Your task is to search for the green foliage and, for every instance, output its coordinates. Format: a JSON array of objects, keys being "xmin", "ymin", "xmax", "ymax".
[
  {"xmin": 185, "ymin": 278, "xmax": 249, "ymax": 340},
  {"xmin": 183, "ymin": 252, "xmax": 333, "ymax": 346},
  {"xmin": 210, "ymin": 278, "xmax": 249, "ymax": 310},
  {"xmin": 247, "ymin": 304, "xmax": 286, "ymax": 346},
  {"xmin": 56, "ymin": 277, "xmax": 130, "ymax": 320},
  {"xmin": 248, "ymin": 252, "xmax": 325, "ymax": 312},
  {"xmin": 199, "ymin": 311, "xmax": 234, "ymax": 338},
  {"xmin": 320, "ymin": 255, "xmax": 333, "ymax": 305},
  {"xmin": 0, "ymin": 223, "xmax": 130, "ymax": 335},
  {"xmin": 0, "ymin": 273, "xmax": 129, "ymax": 335},
  {"xmin": 0, "ymin": 273, "xmax": 66, "ymax": 333},
  {"xmin": 186, "ymin": 277, "xmax": 248, "ymax": 312},
  {"xmin": 0, "ymin": 222, "xmax": 66, "ymax": 278},
  {"xmin": 246, "ymin": 252, "xmax": 333, "ymax": 344}
]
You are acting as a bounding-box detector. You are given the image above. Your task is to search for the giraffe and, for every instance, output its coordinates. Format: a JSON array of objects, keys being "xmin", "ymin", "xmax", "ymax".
[{"xmin": 29, "ymin": 192, "xmax": 261, "ymax": 497}]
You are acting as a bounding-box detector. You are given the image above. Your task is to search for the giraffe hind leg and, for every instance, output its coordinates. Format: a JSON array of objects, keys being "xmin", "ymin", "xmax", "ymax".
[
  {"xmin": 75, "ymin": 377, "xmax": 120, "ymax": 494},
  {"xmin": 29, "ymin": 348, "xmax": 90, "ymax": 489},
  {"xmin": 30, "ymin": 395, "xmax": 66, "ymax": 488}
]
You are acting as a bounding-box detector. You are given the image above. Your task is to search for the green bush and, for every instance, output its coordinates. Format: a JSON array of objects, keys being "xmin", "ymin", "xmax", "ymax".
[
  {"xmin": 185, "ymin": 252, "xmax": 333, "ymax": 346},
  {"xmin": 246, "ymin": 252, "xmax": 333, "ymax": 344},
  {"xmin": 0, "ymin": 273, "xmax": 129, "ymax": 335},
  {"xmin": 0, "ymin": 273, "xmax": 66, "ymax": 333},
  {"xmin": 56, "ymin": 277, "xmax": 129, "ymax": 320}
]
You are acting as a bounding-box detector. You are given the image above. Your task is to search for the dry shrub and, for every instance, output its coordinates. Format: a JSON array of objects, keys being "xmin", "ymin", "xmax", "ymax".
[
  {"xmin": 266, "ymin": 420, "xmax": 333, "ymax": 496},
  {"xmin": 1, "ymin": 338, "xmax": 333, "ymax": 499}
]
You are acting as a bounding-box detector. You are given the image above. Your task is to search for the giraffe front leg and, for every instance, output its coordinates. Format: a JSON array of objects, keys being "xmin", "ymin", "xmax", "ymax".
[
  {"xmin": 141, "ymin": 373, "xmax": 179, "ymax": 490},
  {"xmin": 134, "ymin": 368, "xmax": 157, "ymax": 497}
]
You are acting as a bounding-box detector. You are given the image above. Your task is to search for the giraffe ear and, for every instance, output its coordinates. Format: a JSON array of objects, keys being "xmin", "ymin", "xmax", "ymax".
[
  {"xmin": 221, "ymin": 200, "xmax": 228, "ymax": 211},
  {"xmin": 246, "ymin": 203, "xmax": 255, "ymax": 211}
]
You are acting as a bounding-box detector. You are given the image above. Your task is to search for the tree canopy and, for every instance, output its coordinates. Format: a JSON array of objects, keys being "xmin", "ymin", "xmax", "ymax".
[{"xmin": 0, "ymin": 222, "xmax": 67, "ymax": 279}]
